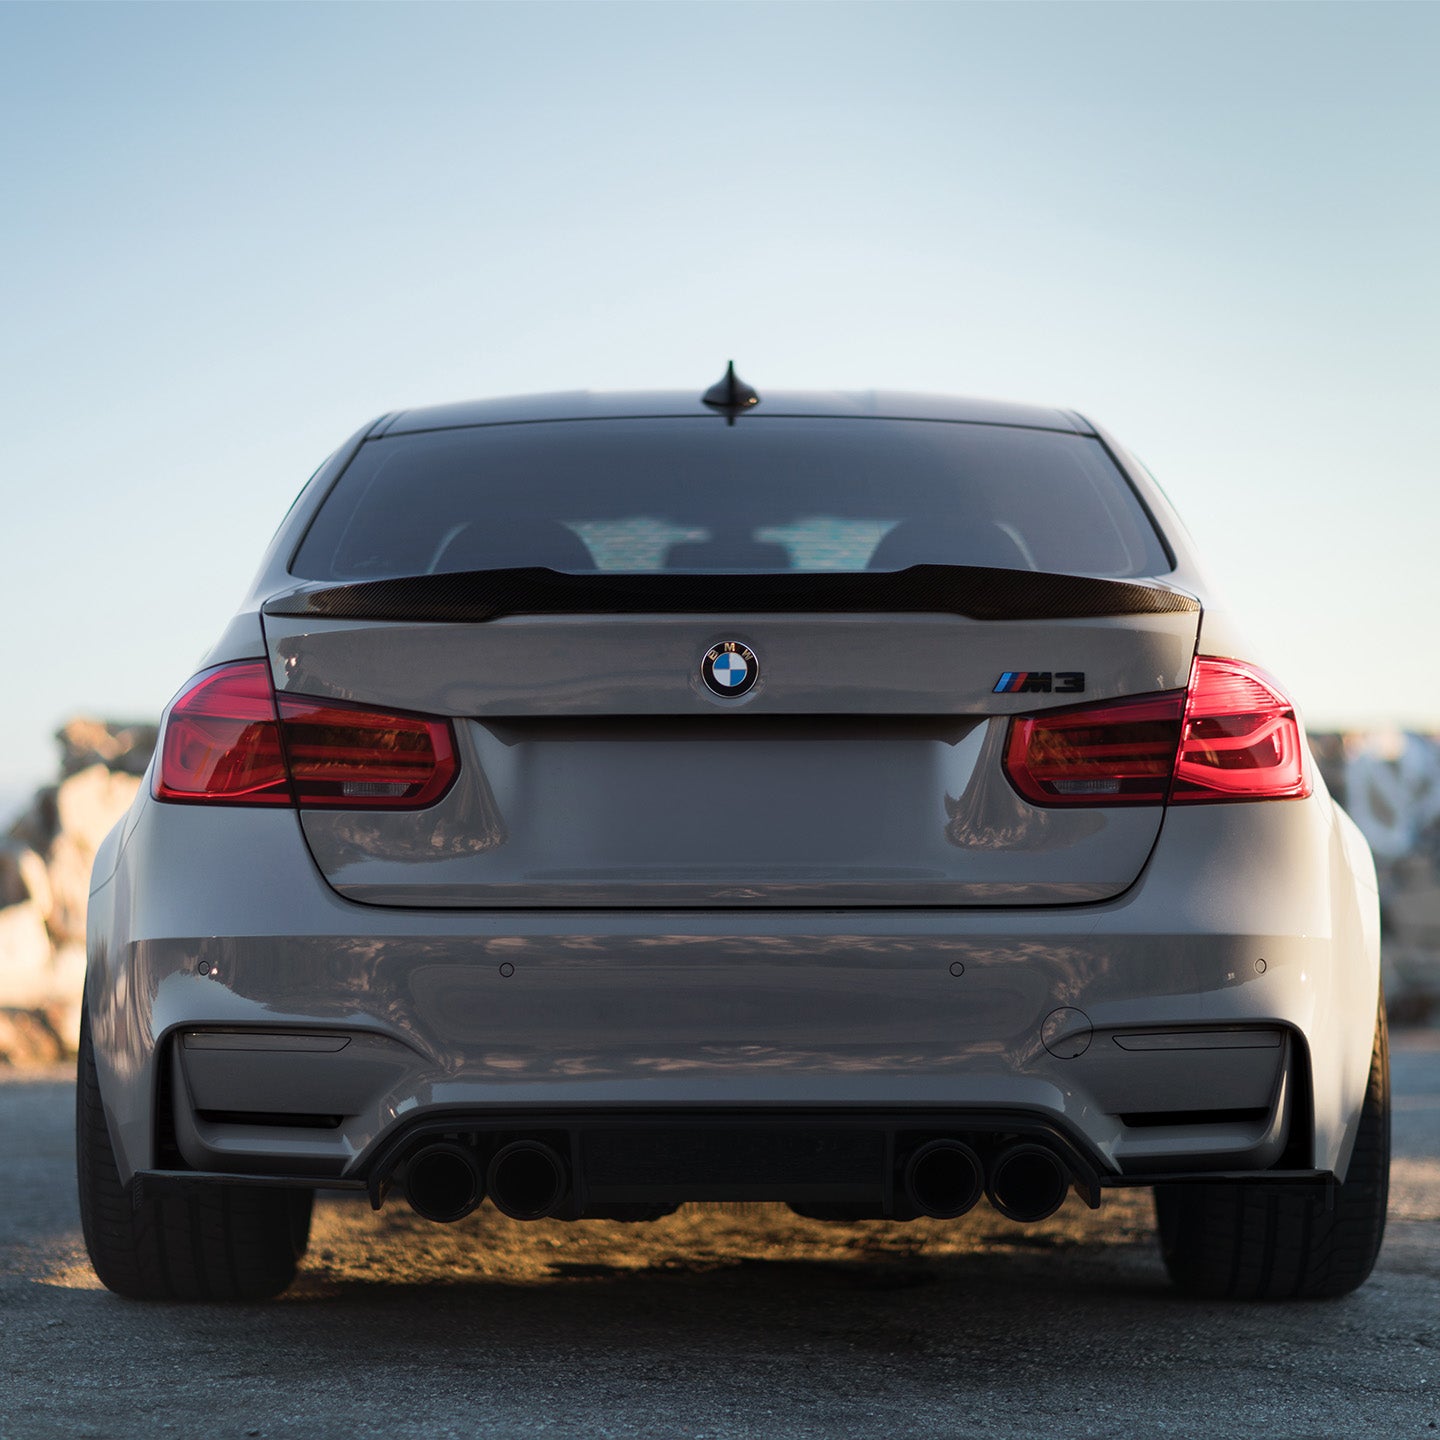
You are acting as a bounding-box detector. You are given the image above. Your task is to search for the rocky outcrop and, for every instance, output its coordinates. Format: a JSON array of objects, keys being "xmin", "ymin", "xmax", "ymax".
[
  {"xmin": 0, "ymin": 718, "xmax": 1437, "ymax": 1066},
  {"xmin": 0, "ymin": 720, "xmax": 150, "ymax": 1063}
]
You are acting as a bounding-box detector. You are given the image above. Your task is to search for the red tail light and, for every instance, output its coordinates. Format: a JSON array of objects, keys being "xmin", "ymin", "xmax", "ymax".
[
  {"xmin": 154, "ymin": 661, "xmax": 457, "ymax": 809},
  {"xmin": 1003, "ymin": 657, "xmax": 1309, "ymax": 807},
  {"xmin": 1004, "ymin": 692, "xmax": 1186, "ymax": 806},
  {"xmin": 275, "ymin": 694, "xmax": 457, "ymax": 808},
  {"xmin": 154, "ymin": 664, "xmax": 292, "ymax": 805},
  {"xmin": 1171, "ymin": 657, "xmax": 1309, "ymax": 802}
]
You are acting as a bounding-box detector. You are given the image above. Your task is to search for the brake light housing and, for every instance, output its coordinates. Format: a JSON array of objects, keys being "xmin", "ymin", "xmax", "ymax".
[
  {"xmin": 1003, "ymin": 656, "xmax": 1309, "ymax": 808},
  {"xmin": 276, "ymin": 693, "xmax": 458, "ymax": 808},
  {"xmin": 1004, "ymin": 691, "xmax": 1186, "ymax": 806},
  {"xmin": 1171, "ymin": 656, "xmax": 1309, "ymax": 803},
  {"xmin": 154, "ymin": 664, "xmax": 292, "ymax": 805},
  {"xmin": 154, "ymin": 660, "xmax": 458, "ymax": 809}
]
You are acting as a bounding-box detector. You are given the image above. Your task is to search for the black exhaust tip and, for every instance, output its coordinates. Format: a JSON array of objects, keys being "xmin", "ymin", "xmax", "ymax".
[
  {"xmin": 404, "ymin": 1142, "xmax": 484, "ymax": 1223},
  {"xmin": 487, "ymin": 1140, "xmax": 568, "ymax": 1220},
  {"xmin": 904, "ymin": 1139, "xmax": 985, "ymax": 1219},
  {"xmin": 985, "ymin": 1143, "xmax": 1070, "ymax": 1223}
]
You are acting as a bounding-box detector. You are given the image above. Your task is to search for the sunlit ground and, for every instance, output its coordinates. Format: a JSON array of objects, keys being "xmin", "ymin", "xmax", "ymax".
[
  {"xmin": 292, "ymin": 1190, "xmax": 1160, "ymax": 1295},
  {"xmin": 32, "ymin": 1192, "xmax": 1158, "ymax": 1296}
]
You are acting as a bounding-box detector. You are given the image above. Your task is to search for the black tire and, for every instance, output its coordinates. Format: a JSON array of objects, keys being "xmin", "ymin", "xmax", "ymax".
[
  {"xmin": 76, "ymin": 1004, "xmax": 312, "ymax": 1301},
  {"xmin": 1155, "ymin": 1001, "xmax": 1389, "ymax": 1300}
]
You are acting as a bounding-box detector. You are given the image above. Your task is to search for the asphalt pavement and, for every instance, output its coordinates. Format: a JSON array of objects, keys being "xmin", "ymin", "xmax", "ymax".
[{"xmin": 2, "ymin": 1035, "xmax": 1437, "ymax": 1439}]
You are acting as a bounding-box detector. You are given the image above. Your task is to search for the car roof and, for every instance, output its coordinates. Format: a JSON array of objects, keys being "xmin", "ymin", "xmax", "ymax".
[{"xmin": 374, "ymin": 390, "xmax": 1094, "ymax": 437}]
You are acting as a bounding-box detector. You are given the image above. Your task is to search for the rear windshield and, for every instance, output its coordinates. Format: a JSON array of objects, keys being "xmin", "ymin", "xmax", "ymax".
[{"xmin": 291, "ymin": 418, "xmax": 1171, "ymax": 581}]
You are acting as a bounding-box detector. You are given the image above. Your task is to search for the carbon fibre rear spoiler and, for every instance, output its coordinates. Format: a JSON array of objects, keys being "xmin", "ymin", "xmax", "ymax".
[{"xmin": 262, "ymin": 564, "xmax": 1200, "ymax": 625}]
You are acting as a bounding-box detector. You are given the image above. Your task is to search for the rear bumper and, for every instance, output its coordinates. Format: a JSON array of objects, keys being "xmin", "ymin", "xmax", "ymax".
[
  {"xmin": 85, "ymin": 785, "xmax": 1379, "ymax": 1198},
  {"xmin": 158, "ymin": 988, "xmax": 1300, "ymax": 1186}
]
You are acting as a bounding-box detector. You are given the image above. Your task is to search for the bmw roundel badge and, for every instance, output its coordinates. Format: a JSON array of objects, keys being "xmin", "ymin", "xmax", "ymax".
[{"xmin": 701, "ymin": 641, "xmax": 759, "ymax": 698}]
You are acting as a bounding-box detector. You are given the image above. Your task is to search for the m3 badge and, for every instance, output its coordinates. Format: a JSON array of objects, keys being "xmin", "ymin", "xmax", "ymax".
[{"xmin": 993, "ymin": 671, "xmax": 1085, "ymax": 695}]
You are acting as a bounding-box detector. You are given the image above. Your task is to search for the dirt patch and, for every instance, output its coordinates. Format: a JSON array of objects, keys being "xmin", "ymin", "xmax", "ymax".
[{"xmin": 292, "ymin": 1189, "xmax": 1158, "ymax": 1295}]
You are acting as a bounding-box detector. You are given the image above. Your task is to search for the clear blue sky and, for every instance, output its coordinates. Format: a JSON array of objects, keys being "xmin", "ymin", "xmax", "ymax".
[{"xmin": 1, "ymin": 1, "xmax": 1436, "ymax": 808}]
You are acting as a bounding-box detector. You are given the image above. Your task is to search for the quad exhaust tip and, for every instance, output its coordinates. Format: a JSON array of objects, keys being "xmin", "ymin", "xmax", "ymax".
[
  {"xmin": 403, "ymin": 1133, "xmax": 1068, "ymax": 1225},
  {"xmin": 403, "ymin": 1142, "xmax": 485, "ymax": 1223},
  {"xmin": 487, "ymin": 1140, "xmax": 569, "ymax": 1220},
  {"xmin": 986, "ymin": 1142, "xmax": 1070, "ymax": 1223}
]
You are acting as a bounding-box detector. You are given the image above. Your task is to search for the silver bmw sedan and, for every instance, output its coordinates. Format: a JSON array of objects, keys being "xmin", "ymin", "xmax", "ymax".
[{"xmin": 79, "ymin": 370, "xmax": 1386, "ymax": 1301}]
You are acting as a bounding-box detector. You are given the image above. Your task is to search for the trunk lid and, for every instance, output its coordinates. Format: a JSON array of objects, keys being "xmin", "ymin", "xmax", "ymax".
[{"xmin": 261, "ymin": 567, "xmax": 1200, "ymax": 907}]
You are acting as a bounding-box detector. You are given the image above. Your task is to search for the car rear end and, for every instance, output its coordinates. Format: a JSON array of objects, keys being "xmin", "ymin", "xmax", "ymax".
[{"xmin": 82, "ymin": 390, "xmax": 1381, "ymax": 1293}]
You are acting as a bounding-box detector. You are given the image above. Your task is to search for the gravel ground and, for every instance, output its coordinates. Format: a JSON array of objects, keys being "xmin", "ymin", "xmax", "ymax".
[{"xmin": 2, "ymin": 1034, "xmax": 1437, "ymax": 1439}]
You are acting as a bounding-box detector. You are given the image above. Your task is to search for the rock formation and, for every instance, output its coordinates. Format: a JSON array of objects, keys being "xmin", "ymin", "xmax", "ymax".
[{"xmin": 0, "ymin": 720, "xmax": 154, "ymax": 1063}]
